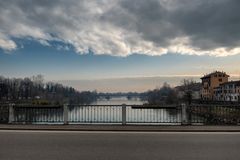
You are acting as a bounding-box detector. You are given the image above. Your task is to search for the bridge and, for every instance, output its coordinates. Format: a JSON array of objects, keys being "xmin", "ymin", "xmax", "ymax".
[{"xmin": 1, "ymin": 103, "xmax": 240, "ymax": 160}]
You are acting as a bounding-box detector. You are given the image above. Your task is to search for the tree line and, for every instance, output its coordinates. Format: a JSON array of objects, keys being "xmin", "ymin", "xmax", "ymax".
[
  {"xmin": 0, "ymin": 75, "xmax": 97, "ymax": 105},
  {"xmin": 144, "ymin": 80, "xmax": 201, "ymax": 105},
  {"xmin": 96, "ymin": 79, "xmax": 201, "ymax": 105},
  {"xmin": 0, "ymin": 75, "xmax": 201, "ymax": 105}
]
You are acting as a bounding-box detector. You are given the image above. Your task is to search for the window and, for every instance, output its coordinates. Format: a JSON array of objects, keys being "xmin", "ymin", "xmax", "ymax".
[{"xmin": 219, "ymin": 78, "xmax": 222, "ymax": 82}]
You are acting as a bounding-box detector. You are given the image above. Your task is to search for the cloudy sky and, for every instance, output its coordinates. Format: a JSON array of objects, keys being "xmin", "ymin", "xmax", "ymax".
[{"xmin": 1, "ymin": 0, "xmax": 240, "ymax": 92}]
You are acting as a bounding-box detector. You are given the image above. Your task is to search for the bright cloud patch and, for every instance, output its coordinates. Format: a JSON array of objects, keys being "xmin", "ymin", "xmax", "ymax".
[
  {"xmin": 0, "ymin": 0, "xmax": 240, "ymax": 56},
  {"xmin": 0, "ymin": 33, "xmax": 17, "ymax": 51}
]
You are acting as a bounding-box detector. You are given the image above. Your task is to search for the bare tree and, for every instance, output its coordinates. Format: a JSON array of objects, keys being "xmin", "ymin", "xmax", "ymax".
[{"xmin": 180, "ymin": 79, "xmax": 198, "ymax": 104}]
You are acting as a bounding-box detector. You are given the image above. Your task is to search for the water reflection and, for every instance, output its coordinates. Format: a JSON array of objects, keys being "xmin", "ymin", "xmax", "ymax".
[{"xmin": 91, "ymin": 96, "xmax": 146, "ymax": 105}]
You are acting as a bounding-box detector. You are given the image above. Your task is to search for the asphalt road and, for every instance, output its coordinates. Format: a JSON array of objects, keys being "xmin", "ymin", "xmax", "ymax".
[{"xmin": 0, "ymin": 131, "xmax": 240, "ymax": 160}]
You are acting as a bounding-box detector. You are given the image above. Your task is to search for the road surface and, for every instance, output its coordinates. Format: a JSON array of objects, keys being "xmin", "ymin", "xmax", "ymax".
[{"xmin": 0, "ymin": 130, "xmax": 240, "ymax": 160}]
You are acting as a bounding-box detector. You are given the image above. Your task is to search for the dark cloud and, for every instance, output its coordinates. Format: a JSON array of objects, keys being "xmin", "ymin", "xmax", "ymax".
[
  {"xmin": 111, "ymin": 0, "xmax": 240, "ymax": 50},
  {"xmin": 0, "ymin": 0, "xmax": 240, "ymax": 56},
  {"xmin": 171, "ymin": 0, "xmax": 240, "ymax": 49}
]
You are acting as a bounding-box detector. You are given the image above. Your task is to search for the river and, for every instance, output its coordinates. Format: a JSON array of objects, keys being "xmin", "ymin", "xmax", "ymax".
[
  {"xmin": 91, "ymin": 96, "xmax": 146, "ymax": 105},
  {"xmin": 14, "ymin": 97, "xmax": 183, "ymax": 124}
]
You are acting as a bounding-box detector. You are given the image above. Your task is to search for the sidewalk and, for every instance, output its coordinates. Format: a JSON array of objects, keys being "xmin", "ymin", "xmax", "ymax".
[{"xmin": 1, "ymin": 124, "xmax": 240, "ymax": 132}]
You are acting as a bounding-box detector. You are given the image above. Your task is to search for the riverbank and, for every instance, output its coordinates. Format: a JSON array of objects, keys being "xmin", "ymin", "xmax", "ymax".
[{"xmin": 1, "ymin": 124, "xmax": 240, "ymax": 132}]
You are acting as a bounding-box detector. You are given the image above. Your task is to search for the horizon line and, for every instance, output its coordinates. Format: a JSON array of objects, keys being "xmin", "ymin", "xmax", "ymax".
[{"xmin": 57, "ymin": 74, "xmax": 240, "ymax": 81}]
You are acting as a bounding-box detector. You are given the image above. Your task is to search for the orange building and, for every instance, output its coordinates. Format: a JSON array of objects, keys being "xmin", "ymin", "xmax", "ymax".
[{"xmin": 201, "ymin": 71, "xmax": 229, "ymax": 100}]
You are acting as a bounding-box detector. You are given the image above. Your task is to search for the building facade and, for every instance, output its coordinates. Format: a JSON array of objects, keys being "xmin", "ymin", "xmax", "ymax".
[
  {"xmin": 214, "ymin": 81, "xmax": 240, "ymax": 102},
  {"xmin": 201, "ymin": 71, "xmax": 229, "ymax": 100}
]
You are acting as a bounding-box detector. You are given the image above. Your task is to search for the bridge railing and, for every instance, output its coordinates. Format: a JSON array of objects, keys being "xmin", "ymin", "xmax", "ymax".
[
  {"xmin": 2, "ymin": 103, "xmax": 240, "ymax": 125},
  {"xmin": 13, "ymin": 106, "xmax": 63, "ymax": 123},
  {"xmin": 126, "ymin": 105, "xmax": 181, "ymax": 124},
  {"xmin": 68, "ymin": 105, "xmax": 123, "ymax": 124},
  {"xmin": 189, "ymin": 104, "xmax": 240, "ymax": 125},
  {"xmin": 0, "ymin": 104, "xmax": 9, "ymax": 124},
  {"xmin": 67, "ymin": 104, "xmax": 182, "ymax": 124},
  {"xmin": 5, "ymin": 104, "xmax": 182, "ymax": 125}
]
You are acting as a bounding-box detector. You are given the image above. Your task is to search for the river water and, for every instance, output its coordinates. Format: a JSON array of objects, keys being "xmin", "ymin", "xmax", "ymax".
[
  {"xmin": 14, "ymin": 97, "xmax": 183, "ymax": 124},
  {"xmin": 67, "ymin": 97, "xmax": 182, "ymax": 124},
  {"xmin": 91, "ymin": 96, "xmax": 146, "ymax": 105}
]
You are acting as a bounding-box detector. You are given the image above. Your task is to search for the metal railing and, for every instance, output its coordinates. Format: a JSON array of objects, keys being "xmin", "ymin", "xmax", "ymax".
[
  {"xmin": 0, "ymin": 104, "xmax": 9, "ymax": 123},
  {"xmin": 6, "ymin": 104, "xmax": 182, "ymax": 125},
  {"xmin": 68, "ymin": 105, "xmax": 123, "ymax": 123},
  {"xmin": 189, "ymin": 104, "xmax": 240, "ymax": 125},
  {"xmin": 14, "ymin": 106, "xmax": 63, "ymax": 123},
  {"xmin": 67, "ymin": 105, "xmax": 182, "ymax": 124},
  {"xmin": 126, "ymin": 106, "xmax": 181, "ymax": 124},
  {"xmin": 2, "ymin": 103, "xmax": 240, "ymax": 125}
]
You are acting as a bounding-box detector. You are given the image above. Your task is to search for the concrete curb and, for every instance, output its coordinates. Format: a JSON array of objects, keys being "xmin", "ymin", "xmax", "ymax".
[{"xmin": 1, "ymin": 124, "xmax": 240, "ymax": 132}]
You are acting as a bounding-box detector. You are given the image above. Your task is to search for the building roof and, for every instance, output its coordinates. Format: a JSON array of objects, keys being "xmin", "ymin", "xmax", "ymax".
[{"xmin": 200, "ymin": 71, "xmax": 229, "ymax": 79}]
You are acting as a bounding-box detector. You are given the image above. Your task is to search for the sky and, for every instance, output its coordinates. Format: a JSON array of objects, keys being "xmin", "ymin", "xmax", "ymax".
[{"xmin": 1, "ymin": 0, "xmax": 240, "ymax": 92}]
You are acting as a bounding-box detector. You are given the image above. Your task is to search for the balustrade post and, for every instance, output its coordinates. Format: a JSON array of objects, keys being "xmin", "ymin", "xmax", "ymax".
[
  {"xmin": 63, "ymin": 104, "xmax": 69, "ymax": 125},
  {"xmin": 181, "ymin": 103, "xmax": 189, "ymax": 125},
  {"xmin": 8, "ymin": 103, "xmax": 15, "ymax": 124},
  {"xmin": 122, "ymin": 104, "xmax": 126, "ymax": 125}
]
